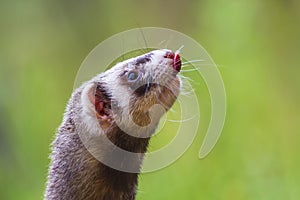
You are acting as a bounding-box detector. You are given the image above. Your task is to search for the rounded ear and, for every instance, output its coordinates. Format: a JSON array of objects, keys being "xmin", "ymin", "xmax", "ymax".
[{"xmin": 87, "ymin": 83, "xmax": 112, "ymax": 129}]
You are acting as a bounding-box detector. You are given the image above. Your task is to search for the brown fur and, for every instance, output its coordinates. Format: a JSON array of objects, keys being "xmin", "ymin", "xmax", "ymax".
[
  {"xmin": 45, "ymin": 49, "xmax": 180, "ymax": 200},
  {"xmin": 45, "ymin": 85, "xmax": 146, "ymax": 200}
]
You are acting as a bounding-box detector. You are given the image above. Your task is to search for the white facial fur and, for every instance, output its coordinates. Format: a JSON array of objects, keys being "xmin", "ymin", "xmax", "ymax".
[{"xmin": 80, "ymin": 49, "xmax": 180, "ymax": 135}]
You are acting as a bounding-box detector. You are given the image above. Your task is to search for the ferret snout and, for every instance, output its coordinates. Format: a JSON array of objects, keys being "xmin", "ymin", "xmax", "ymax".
[
  {"xmin": 163, "ymin": 51, "xmax": 182, "ymax": 72},
  {"xmin": 133, "ymin": 49, "xmax": 181, "ymax": 74}
]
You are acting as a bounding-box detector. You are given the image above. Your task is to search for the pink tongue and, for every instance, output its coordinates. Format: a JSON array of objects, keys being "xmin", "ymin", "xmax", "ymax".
[{"xmin": 174, "ymin": 53, "xmax": 181, "ymax": 72}]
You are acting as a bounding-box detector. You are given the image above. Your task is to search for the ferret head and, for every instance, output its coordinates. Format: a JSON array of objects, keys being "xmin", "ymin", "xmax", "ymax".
[{"xmin": 81, "ymin": 49, "xmax": 181, "ymax": 137}]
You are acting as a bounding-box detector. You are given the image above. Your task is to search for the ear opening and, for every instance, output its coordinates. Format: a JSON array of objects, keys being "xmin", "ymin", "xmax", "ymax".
[{"xmin": 87, "ymin": 83, "xmax": 112, "ymax": 128}]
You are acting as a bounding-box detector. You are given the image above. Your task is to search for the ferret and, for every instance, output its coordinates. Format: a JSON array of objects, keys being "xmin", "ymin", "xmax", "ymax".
[{"xmin": 45, "ymin": 49, "xmax": 182, "ymax": 200}]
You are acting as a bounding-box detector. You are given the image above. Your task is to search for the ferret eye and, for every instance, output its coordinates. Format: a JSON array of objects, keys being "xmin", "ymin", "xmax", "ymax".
[{"xmin": 127, "ymin": 71, "xmax": 139, "ymax": 81}]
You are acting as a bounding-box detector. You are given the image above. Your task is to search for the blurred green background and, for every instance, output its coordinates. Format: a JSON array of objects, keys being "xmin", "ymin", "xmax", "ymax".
[{"xmin": 1, "ymin": 0, "xmax": 300, "ymax": 199}]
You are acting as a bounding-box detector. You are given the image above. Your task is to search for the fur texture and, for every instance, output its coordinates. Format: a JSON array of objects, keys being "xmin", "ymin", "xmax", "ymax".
[{"xmin": 45, "ymin": 49, "xmax": 180, "ymax": 200}]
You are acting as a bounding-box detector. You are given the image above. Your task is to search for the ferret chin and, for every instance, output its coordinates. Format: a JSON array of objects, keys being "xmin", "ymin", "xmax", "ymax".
[{"xmin": 45, "ymin": 49, "xmax": 181, "ymax": 200}]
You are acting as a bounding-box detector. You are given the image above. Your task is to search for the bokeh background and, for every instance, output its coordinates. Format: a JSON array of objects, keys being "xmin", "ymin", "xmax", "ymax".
[{"xmin": 1, "ymin": 0, "xmax": 300, "ymax": 199}]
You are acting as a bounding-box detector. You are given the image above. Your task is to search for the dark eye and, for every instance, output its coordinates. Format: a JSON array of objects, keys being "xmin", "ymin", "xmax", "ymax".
[{"xmin": 127, "ymin": 71, "xmax": 139, "ymax": 81}]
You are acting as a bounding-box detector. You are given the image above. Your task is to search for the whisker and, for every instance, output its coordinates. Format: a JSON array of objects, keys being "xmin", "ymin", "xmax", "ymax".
[
  {"xmin": 121, "ymin": 39, "xmax": 125, "ymax": 62},
  {"xmin": 164, "ymin": 35, "xmax": 173, "ymax": 48},
  {"xmin": 180, "ymin": 90, "xmax": 195, "ymax": 96},
  {"xmin": 157, "ymin": 40, "xmax": 167, "ymax": 47},
  {"xmin": 145, "ymin": 81, "xmax": 150, "ymax": 94},
  {"xmin": 182, "ymin": 59, "xmax": 205, "ymax": 65},
  {"xmin": 179, "ymin": 80, "xmax": 194, "ymax": 89},
  {"xmin": 179, "ymin": 85, "xmax": 195, "ymax": 94},
  {"xmin": 182, "ymin": 63, "xmax": 224, "ymax": 68},
  {"xmin": 178, "ymin": 75, "xmax": 194, "ymax": 82},
  {"xmin": 167, "ymin": 114, "xmax": 199, "ymax": 123},
  {"xmin": 181, "ymin": 68, "xmax": 199, "ymax": 72},
  {"xmin": 175, "ymin": 45, "xmax": 184, "ymax": 54},
  {"xmin": 137, "ymin": 26, "xmax": 149, "ymax": 54}
]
